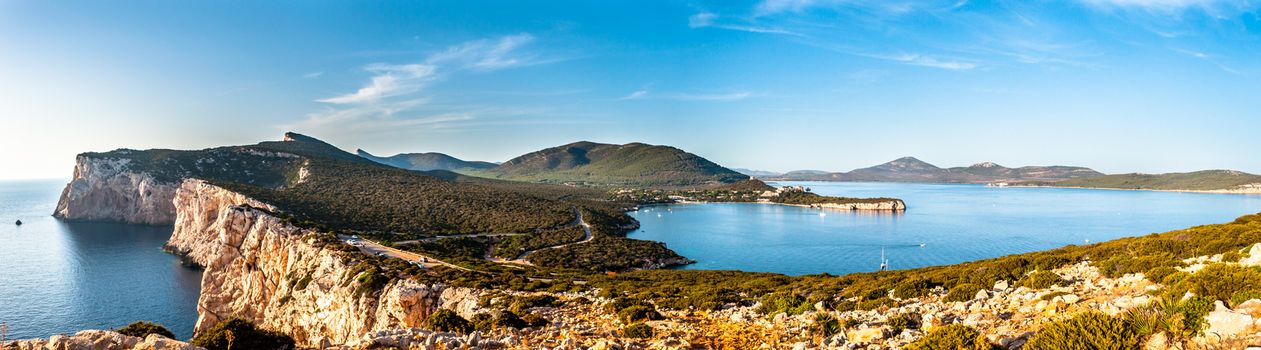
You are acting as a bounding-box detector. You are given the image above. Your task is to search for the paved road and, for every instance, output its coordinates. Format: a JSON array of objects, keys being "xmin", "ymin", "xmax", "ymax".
[
  {"xmin": 495, "ymin": 208, "xmax": 595, "ymax": 265},
  {"xmin": 393, "ymin": 232, "xmax": 525, "ymax": 245},
  {"xmin": 340, "ymin": 235, "xmax": 468, "ymax": 271},
  {"xmin": 341, "ymin": 207, "xmax": 593, "ymax": 271}
]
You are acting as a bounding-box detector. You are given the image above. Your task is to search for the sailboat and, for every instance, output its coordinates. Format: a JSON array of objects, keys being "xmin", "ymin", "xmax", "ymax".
[{"xmin": 878, "ymin": 248, "xmax": 889, "ymax": 272}]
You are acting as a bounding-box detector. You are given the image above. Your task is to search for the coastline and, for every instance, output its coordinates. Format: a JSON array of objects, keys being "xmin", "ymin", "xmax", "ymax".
[{"xmin": 1009, "ymin": 184, "xmax": 1261, "ymax": 196}]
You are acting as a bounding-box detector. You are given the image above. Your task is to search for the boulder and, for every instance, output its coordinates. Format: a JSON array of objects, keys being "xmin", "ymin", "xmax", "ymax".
[
  {"xmin": 1204, "ymin": 301, "xmax": 1254, "ymax": 338},
  {"xmin": 975, "ymin": 290, "xmax": 990, "ymax": 300},
  {"xmin": 1240, "ymin": 244, "xmax": 1261, "ymax": 267},
  {"xmin": 847, "ymin": 327, "xmax": 887, "ymax": 344},
  {"xmin": 993, "ymin": 280, "xmax": 1009, "ymax": 292},
  {"xmin": 1235, "ymin": 299, "xmax": 1261, "ymax": 317}
]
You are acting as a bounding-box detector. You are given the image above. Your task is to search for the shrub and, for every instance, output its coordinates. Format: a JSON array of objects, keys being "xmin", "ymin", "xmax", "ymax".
[
  {"xmin": 521, "ymin": 313, "xmax": 549, "ymax": 328},
  {"xmin": 894, "ymin": 279, "xmax": 931, "ymax": 299},
  {"xmin": 622, "ymin": 322, "xmax": 654, "ymax": 338},
  {"xmin": 116, "ymin": 321, "xmax": 175, "ymax": 339},
  {"xmin": 190, "ymin": 318, "xmax": 295, "ymax": 350},
  {"xmin": 1223, "ymin": 251, "xmax": 1242, "ymax": 262},
  {"xmin": 1018, "ymin": 271, "xmax": 1066, "ymax": 290},
  {"xmin": 857, "ymin": 297, "xmax": 894, "ymax": 311},
  {"xmin": 508, "ymin": 294, "xmax": 558, "ymax": 315},
  {"xmin": 617, "ymin": 305, "xmax": 664, "ymax": 324},
  {"xmin": 811, "ymin": 313, "xmax": 843, "ymax": 338},
  {"xmin": 1033, "ymin": 255, "xmax": 1073, "ymax": 271},
  {"xmin": 1040, "ymin": 291, "xmax": 1070, "ymax": 301},
  {"xmin": 905, "ymin": 324, "xmax": 991, "ymax": 350},
  {"xmin": 1023, "ymin": 312, "xmax": 1140, "ymax": 350},
  {"xmin": 1143, "ymin": 266, "xmax": 1178, "ymax": 283},
  {"xmin": 944, "ymin": 284, "xmax": 982, "ymax": 303},
  {"xmin": 887, "ymin": 313, "xmax": 920, "ymax": 333},
  {"xmin": 757, "ymin": 291, "xmax": 812, "ymax": 315},
  {"xmin": 1167, "ymin": 264, "xmax": 1261, "ymax": 307},
  {"xmin": 423, "ymin": 309, "xmax": 473, "ymax": 334}
]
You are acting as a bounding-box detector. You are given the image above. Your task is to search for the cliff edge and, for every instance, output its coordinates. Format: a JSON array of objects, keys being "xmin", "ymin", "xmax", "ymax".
[
  {"xmin": 165, "ymin": 179, "xmax": 481, "ymax": 348},
  {"xmin": 53, "ymin": 155, "xmax": 178, "ymax": 225}
]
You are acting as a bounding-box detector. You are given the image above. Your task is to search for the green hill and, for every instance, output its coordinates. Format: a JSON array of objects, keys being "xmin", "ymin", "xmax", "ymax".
[
  {"xmin": 356, "ymin": 149, "xmax": 497, "ymax": 172},
  {"xmin": 1041, "ymin": 170, "xmax": 1261, "ymax": 191},
  {"xmin": 466, "ymin": 141, "xmax": 751, "ymax": 188}
]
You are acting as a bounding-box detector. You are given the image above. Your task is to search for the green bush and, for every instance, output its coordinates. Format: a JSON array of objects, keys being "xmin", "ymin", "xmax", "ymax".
[
  {"xmin": 1023, "ymin": 312, "xmax": 1140, "ymax": 350},
  {"xmin": 757, "ymin": 291, "xmax": 812, "ymax": 315},
  {"xmin": 1143, "ymin": 266, "xmax": 1178, "ymax": 283},
  {"xmin": 811, "ymin": 313, "xmax": 843, "ymax": 337},
  {"xmin": 857, "ymin": 297, "xmax": 894, "ymax": 311},
  {"xmin": 894, "ymin": 279, "xmax": 931, "ymax": 299},
  {"xmin": 944, "ymin": 284, "xmax": 983, "ymax": 303},
  {"xmin": 423, "ymin": 309, "xmax": 473, "ymax": 334},
  {"xmin": 1166, "ymin": 264, "xmax": 1261, "ymax": 307},
  {"xmin": 190, "ymin": 318, "xmax": 295, "ymax": 350},
  {"xmin": 905, "ymin": 324, "xmax": 992, "ymax": 350},
  {"xmin": 116, "ymin": 321, "xmax": 175, "ymax": 339},
  {"xmin": 1040, "ymin": 291, "xmax": 1070, "ymax": 301},
  {"xmin": 1019, "ymin": 270, "xmax": 1066, "ymax": 290},
  {"xmin": 617, "ymin": 305, "xmax": 664, "ymax": 324},
  {"xmin": 1033, "ymin": 255, "xmax": 1073, "ymax": 271},
  {"xmin": 507, "ymin": 294, "xmax": 558, "ymax": 315},
  {"xmin": 622, "ymin": 322, "xmax": 654, "ymax": 338},
  {"xmin": 887, "ymin": 313, "xmax": 920, "ymax": 333}
]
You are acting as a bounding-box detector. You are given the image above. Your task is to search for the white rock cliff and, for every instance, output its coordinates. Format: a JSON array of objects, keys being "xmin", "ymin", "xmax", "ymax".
[
  {"xmin": 53, "ymin": 156, "xmax": 178, "ymax": 225},
  {"xmin": 165, "ymin": 179, "xmax": 480, "ymax": 348}
]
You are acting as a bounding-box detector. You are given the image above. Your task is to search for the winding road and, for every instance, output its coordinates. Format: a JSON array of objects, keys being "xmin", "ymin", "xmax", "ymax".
[{"xmin": 343, "ymin": 207, "xmax": 594, "ymax": 270}]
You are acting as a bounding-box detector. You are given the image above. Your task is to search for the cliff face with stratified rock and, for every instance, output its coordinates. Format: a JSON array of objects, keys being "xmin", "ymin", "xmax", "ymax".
[
  {"xmin": 164, "ymin": 179, "xmax": 483, "ymax": 348},
  {"xmin": 53, "ymin": 155, "xmax": 179, "ymax": 225}
]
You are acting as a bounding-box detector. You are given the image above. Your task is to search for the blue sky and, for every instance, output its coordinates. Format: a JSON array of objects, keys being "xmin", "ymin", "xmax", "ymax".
[{"xmin": 2, "ymin": 0, "xmax": 1260, "ymax": 180}]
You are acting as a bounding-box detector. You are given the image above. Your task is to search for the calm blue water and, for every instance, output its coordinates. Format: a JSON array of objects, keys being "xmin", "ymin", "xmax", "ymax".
[
  {"xmin": 0, "ymin": 180, "xmax": 201, "ymax": 340},
  {"xmin": 629, "ymin": 181, "xmax": 1261, "ymax": 276}
]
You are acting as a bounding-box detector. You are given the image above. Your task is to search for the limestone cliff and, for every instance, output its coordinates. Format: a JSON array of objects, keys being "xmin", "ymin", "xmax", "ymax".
[
  {"xmin": 53, "ymin": 155, "xmax": 178, "ymax": 225},
  {"xmin": 806, "ymin": 199, "xmax": 906, "ymax": 211},
  {"xmin": 1, "ymin": 330, "xmax": 202, "ymax": 350},
  {"xmin": 165, "ymin": 179, "xmax": 481, "ymax": 348}
]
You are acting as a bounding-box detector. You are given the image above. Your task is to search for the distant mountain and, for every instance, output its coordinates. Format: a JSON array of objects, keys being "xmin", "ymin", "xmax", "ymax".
[
  {"xmin": 1036, "ymin": 170, "xmax": 1261, "ymax": 192},
  {"xmin": 772, "ymin": 157, "xmax": 1103, "ymax": 183},
  {"xmin": 356, "ymin": 149, "xmax": 496, "ymax": 172},
  {"xmin": 467, "ymin": 141, "xmax": 752, "ymax": 187},
  {"xmin": 733, "ymin": 168, "xmax": 782, "ymax": 177}
]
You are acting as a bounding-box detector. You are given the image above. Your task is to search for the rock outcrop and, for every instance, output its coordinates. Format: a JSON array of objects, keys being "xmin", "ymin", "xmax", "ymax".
[
  {"xmin": 53, "ymin": 155, "xmax": 178, "ymax": 225},
  {"xmin": 805, "ymin": 200, "xmax": 906, "ymax": 211},
  {"xmin": 165, "ymin": 179, "xmax": 481, "ymax": 348},
  {"xmin": 1, "ymin": 330, "xmax": 202, "ymax": 350}
]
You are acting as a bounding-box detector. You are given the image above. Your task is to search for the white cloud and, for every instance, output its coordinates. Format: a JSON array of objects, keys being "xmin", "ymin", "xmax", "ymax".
[
  {"xmin": 621, "ymin": 90, "xmax": 756, "ymax": 101},
  {"xmin": 620, "ymin": 90, "xmax": 649, "ymax": 100},
  {"xmin": 300, "ymin": 33, "xmax": 554, "ymax": 135},
  {"xmin": 302, "ymin": 71, "xmax": 324, "ymax": 78},
  {"xmin": 687, "ymin": 11, "xmax": 801, "ymax": 35},
  {"xmin": 426, "ymin": 33, "xmax": 540, "ymax": 71},
  {"xmin": 869, "ymin": 53, "xmax": 978, "ymax": 70},
  {"xmin": 317, "ymin": 64, "xmax": 437, "ymax": 104},
  {"xmin": 689, "ymin": 12, "xmax": 718, "ymax": 28},
  {"xmin": 756, "ymin": 0, "xmax": 820, "ymax": 15},
  {"xmin": 1079, "ymin": 0, "xmax": 1220, "ymax": 10},
  {"xmin": 1172, "ymin": 48, "xmax": 1243, "ymax": 74}
]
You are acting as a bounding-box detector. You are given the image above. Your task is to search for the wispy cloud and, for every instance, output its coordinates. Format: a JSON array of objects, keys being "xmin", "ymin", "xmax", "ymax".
[
  {"xmin": 1077, "ymin": 0, "xmax": 1226, "ymax": 12},
  {"xmin": 687, "ymin": 11, "xmax": 801, "ymax": 35},
  {"xmin": 861, "ymin": 53, "xmax": 978, "ymax": 70},
  {"xmin": 426, "ymin": 33, "xmax": 547, "ymax": 71},
  {"xmin": 620, "ymin": 90, "xmax": 649, "ymax": 100},
  {"xmin": 619, "ymin": 89, "xmax": 757, "ymax": 101},
  {"xmin": 1172, "ymin": 47, "xmax": 1243, "ymax": 74},
  {"xmin": 317, "ymin": 63, "xmax": 437, "ymax": 104},
  {"xmin": 295, "ymin": 33, "xmax": 557, "ymax": 136},
  {"xmin": 302, "ymin": 71, "xmax": 324, "ymax": 79}
]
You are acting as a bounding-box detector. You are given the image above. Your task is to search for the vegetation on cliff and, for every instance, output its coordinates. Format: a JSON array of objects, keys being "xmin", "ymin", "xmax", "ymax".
[
  {"xmin": 464, "ymin": 141, "xmax": 750, "ymax": 188},
  {"xmin": 1031, "ymin": 169, "xmax": 1261, "ymax": 191},
  {"xmin": 191, "ymin": 318, "xmax": 295, "ymax": 350},
  {"xmin": 115, "ymin": 321, "xmax": 175, "ymax": 339},
  {"xmin": 769, "ymin": 189, "xmax": 902, "ymax": 205}
]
